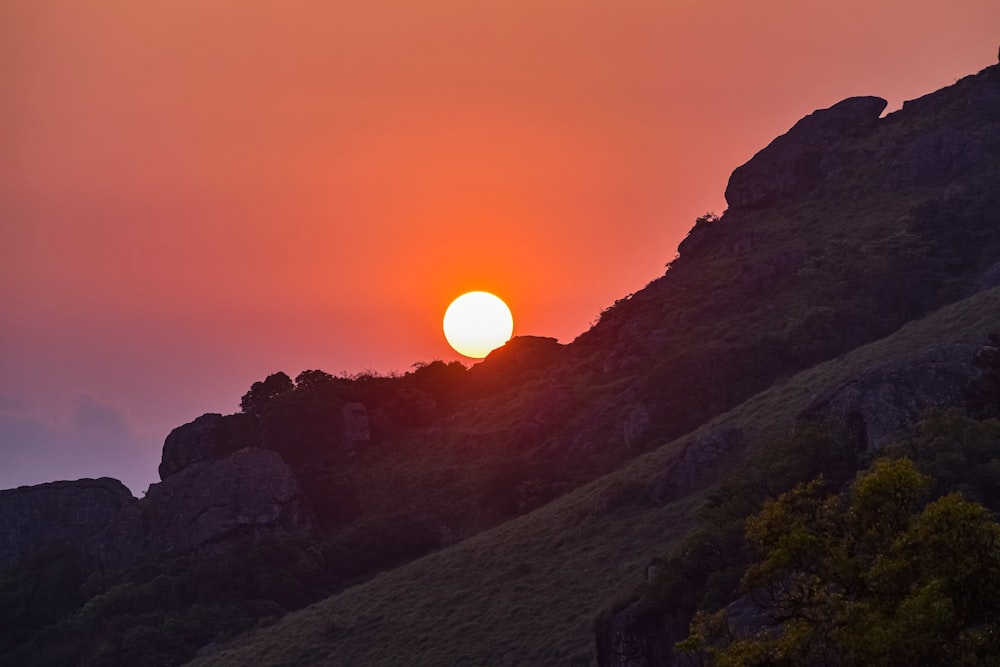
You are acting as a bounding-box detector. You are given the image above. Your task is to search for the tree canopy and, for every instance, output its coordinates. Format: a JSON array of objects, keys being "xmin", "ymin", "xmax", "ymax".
[{"xmin": 678, "ymin": 458, "xmax": 1000, "ymax": 666}]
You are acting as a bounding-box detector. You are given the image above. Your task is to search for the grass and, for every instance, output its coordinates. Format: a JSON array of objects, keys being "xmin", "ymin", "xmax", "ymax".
[{"xmin": 189, "ymin": 287, "xmax": 1000, "ymax": 666}]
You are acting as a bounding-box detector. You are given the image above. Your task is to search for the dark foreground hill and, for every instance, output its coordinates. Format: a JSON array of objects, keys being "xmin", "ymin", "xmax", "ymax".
[
  {"xmin": 2, "ymin": 56, "xmax": 1000, "ymax": 666},
  {"xmin": 190, "ymin": 288, "xmax": 1000, "ymax": 666}
]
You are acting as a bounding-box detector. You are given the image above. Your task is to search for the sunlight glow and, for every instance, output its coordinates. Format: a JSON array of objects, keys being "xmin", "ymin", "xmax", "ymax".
[{"xmin": 443, "ymin": 291, "xmax": 514, "ymax": 358}]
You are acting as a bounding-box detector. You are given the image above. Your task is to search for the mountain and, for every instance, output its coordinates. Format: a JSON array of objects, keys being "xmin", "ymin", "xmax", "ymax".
[{"xmin": 2, "ymin": 56, "xmax": 1000, "ymax": 666}]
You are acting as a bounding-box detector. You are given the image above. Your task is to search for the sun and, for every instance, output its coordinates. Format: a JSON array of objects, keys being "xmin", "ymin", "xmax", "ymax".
[{"xmin": 443, "ymin": 291, "xmax": 514, "ymax": 359}]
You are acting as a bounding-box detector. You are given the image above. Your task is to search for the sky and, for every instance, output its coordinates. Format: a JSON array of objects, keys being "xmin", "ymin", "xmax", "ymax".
[{"xmin": 2, "ymin": 1, "xmax": 998, "ymax": 495}]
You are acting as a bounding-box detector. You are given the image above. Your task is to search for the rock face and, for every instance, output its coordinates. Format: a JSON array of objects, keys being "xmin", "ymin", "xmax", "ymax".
[
  {"xmin": 973, "ymin": 261, "xmax": 1000, "ymax": 295},
  {"xmin": 341, "ymin": 402, "xmax": 371, "ymax": 452},
  {"xmin": 884, "ymin": 127, "xmax": 995, "ymax": 190},
  {"xmin": 159, "ymin": 412, "xmax": 260, "ymax": 480},
  {"xmin": 159, "ymin": 413, "xmax": 223, "ymax": 480},
  {"xmin": 0, "ymin": 478, "xmax": 136, "ymax": 570},
  {"xmin": 624, "ymin": 403, "xmax": 652, "ymax": 448},
  {"xmin": 799, "ymin": 343, "xmax": 981, "ymax": 451},
  {"xmin": 725, "ymin": 96, "xmax": 887, "ymax": 209},
  {"xmin": 723, "ymin": 595, "xmax": 774, "ymax": 641},
  {"xmin": 101, "ymin": 447, "xmax": 314, "ymax": 568},
  {"xmin": 595, "ymin": 596, "xmax": 671, "ymax": 667},
  {"xmin": 650, "ymin": 428, "xmax": 744, "ymax": 503},
  {"xmin": 469, "ymin": 336, "xmax": 564, "ymax": 389}
]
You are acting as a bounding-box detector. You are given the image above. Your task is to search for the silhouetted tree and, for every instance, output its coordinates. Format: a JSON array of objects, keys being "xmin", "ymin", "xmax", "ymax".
[
  {"xmin": 295, "ymin": 369, "xmax": 336, "ymax": 392},
  {"xmin": 240, "ymin": 372, "xmax": 294, "ymax": 419},
  {"xmin": 405, "ymin": 360, "xmax": 468, "ymax": 408}
]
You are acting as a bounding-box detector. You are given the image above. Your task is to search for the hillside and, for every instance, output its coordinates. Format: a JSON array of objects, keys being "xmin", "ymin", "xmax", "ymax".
[
  {"xmin": 2, "ymin": 57, "xmax": 1000, "ymax": 667},
  {"xmin": 188, "ymin": 60, "xmax": 1000, "ymax": 665},
  {"xmin": 190, "ymin": 287, "xmax": 1000, "ymax": 666}
]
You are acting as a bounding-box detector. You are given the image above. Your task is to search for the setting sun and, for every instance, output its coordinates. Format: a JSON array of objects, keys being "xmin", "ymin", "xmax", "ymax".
[{"xmin": 443, "ymin": 291, "xmax": 514, "ymax": 358}]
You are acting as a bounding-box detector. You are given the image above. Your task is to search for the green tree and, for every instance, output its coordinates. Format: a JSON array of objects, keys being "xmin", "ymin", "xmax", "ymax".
[{"xmin": 679, "ymin": 458, "xmax": 1000, "ymax": 666}]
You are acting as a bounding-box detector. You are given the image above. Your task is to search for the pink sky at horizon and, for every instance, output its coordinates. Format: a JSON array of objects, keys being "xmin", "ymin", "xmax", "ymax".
[{"xmin": 2, "ymin": 0, "xmax": 998, "ymax": 495}]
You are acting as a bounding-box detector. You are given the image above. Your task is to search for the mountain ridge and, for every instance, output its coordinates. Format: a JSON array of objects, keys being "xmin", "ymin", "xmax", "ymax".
[
  {"xmin": 2, "ymin": 56, "xmax": 999, "ymax": 666},
  {"xmin": 191, "ymin": 287, "xmax": 1000, "ymax": 666}
]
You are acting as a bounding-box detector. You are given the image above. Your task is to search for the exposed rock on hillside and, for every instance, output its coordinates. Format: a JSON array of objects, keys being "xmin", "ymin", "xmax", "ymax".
[
  {"xmin": 725, "ymin": 96, "xmax": 887, "ymax": 209},
  {"xmin": 974, "ymin": 260, "xmax": 1000, "ymax": 295},
  {"xmin": 469, "ymin": 336, "xmax": 563, "ymax": 389},
  {"xmin": 102, "ymin": 448, "xmax": 313, "ymax": 568},
  {"xmin": 341, "ymin": 402, "xmax": 371, "ymax": 453},
  {"xmin": 0, "ymin": 478, "xmax": 135, "ymax": 569},
  {"xmin": 159, "ymin": 413, "xmax": 222, "ymax": 479},
  {"xmin": 650, "ymin": 428, "xmax": 745, "ymax": 503},
  {"xmin": 886, "ymin": 128, "xmax": 995, "ymax": 190},
  {"xmin": 595, "ymin": 596, "xmax": 671, "ymax": 667},
  {"xmin": 798, "ymin": 343, "xmax": 981, "ymax": 451},
  {"xmin": 159, "ymin": 412, "xmax": 260, "ymax": 480}
]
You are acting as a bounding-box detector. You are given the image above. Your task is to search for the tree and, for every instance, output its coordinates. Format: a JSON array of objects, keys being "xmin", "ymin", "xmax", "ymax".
[
  {"xmin": 679, "ymin": 458, "xmax": 1000, "ymax": 666},
  {"xmin": 294, "ymin": 369, "xmax": 336, "ymax": 392},
  {"xmin": 239, "ymin": 372, "xmax": 294, "ymax": 419}
]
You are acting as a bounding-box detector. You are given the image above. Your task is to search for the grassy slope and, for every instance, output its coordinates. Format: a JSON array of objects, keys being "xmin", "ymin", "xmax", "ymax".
[{"xmin": 190, "ymin": 286, "xmax": 1000, "ymax": 667}]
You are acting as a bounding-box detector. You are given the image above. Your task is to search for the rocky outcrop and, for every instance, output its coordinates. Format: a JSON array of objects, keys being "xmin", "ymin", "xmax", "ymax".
[
  {"xmin": 651, "ymin": 428, "xmax": 744, "ymax": 503},
  {"xmin": 624, "ymin": 403, "xmax": 652, "ymax": 448},
  {"xmin": 158, "ymin": 412, "xmax": 260, "ymax": 479},
  {"xmin": 798, "ymin": 343, "xmax": 981, "ymax": 451},
  {"xmin": 159, "ymin": 413, "xmax": 223, "ymax": 479},
  {"xmin": 884, "ymin": 127, "xmax": 995, "ymax": 190},
  {"xmin": 469, "ymin": 336, "xmax": 564, "ymax": 389},
  {"xmin": 725, "ymin": 96, "xmax": 887, "ymax": 209},
  {"xmin": 101, "ymin": 447, "xmax": 314, "ymax": 568},
  {"xmin": 881, "ymin": 65, "xmax": 1000, "ymax": 190},
  {"xmin": 341, "ymin": 402, "xmax": 371, "ymax": 452},
  {"xmin": 973, "ymin": 260, "xmax": 1000, "ymax": 295},
  {"xmin": 0, "ymin": 478, "xmax": 135, "ymax": 570},
  {"xmin": 595, "ymin": 596, "xmax": 671, "ymax": 667},
  {"xmin": 724, "ymin": 595, "xmax": 774, "ymax": 640}
]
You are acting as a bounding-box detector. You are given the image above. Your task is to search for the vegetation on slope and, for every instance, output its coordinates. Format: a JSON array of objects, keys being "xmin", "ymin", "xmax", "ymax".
[
  {"xmin": 679, "ymin": 457, "xmax": 1000, "ymax": 666},
  {"xmin": 3, "ymin": 63, "xmax": 998, "ymax": 667},
  {"xmin": 606, "ymin": 331, "xmax": 1000, "ymax": 666},
  {"xmin": 189, "ymin": 289, "xmax": 1000, "ymax": 666}
]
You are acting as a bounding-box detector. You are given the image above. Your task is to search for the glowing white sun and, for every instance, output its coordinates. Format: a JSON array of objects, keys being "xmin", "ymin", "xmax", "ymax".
[{"xmin": 443, "ymin": 291, "xmax": 514, "ymax": 358}]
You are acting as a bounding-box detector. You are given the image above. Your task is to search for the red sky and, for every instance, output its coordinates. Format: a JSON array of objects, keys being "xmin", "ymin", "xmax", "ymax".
[{"xmin": 2, "ymin": 0, "xmax": 998, "ymax": 494}]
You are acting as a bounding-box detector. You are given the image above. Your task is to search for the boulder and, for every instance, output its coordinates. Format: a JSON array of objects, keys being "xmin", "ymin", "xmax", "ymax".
[
  {"xmin": 159, "ymin": 412, "xmax": 261, "ymax": 480},
  {"xmin": 101, "ymin": 448, "xmax": 314, "ymax": 568},
  {"xmin": 724, "ymin": 595, "xmax": 774, "ymax": 640},
  {"xmin": 158, "ymin": 413, "xmax": 223, "ymax": 480},
  {"xmin": 972, "ymin": 260, "xmax": 1000, "ymax": 295},
  {"xmin": 798, "ymin": 343, "xmax": 981, "ymax": 452},
  {"xmin": 341, "ymin": 402, "xmax": 371, "ymax": 452},
  {"xmin": 0, "ymin": 477, "xmax": 135, "ymax": 570},
  {"xmin": 725, "ymin": 96, "xmax": 887, "ymax": 209},
  {"xmin": 651, "ymin": 428, "xmax": 744, "ymax": 503},
  {"xmin": 595, "ymin": 596, "xmax": 671, "ymax": 667},
  {"xmin": 469, "ymin": 336, "xmax": 564, "ymax": 389}
]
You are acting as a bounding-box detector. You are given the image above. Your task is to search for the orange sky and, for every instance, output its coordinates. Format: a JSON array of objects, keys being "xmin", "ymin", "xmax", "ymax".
[{"xmin": 2, "ymin": 0, "xmax": 998, "ymax": 493}]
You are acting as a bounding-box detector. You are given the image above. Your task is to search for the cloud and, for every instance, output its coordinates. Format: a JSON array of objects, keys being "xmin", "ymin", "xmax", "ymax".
[
  {"xmin": 69, "ymin": 393, "xmax": 138, "ymax": 441},
  {"xmin": 0, "ymin": 394, "xmax": 160, "ymax": 496}
]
